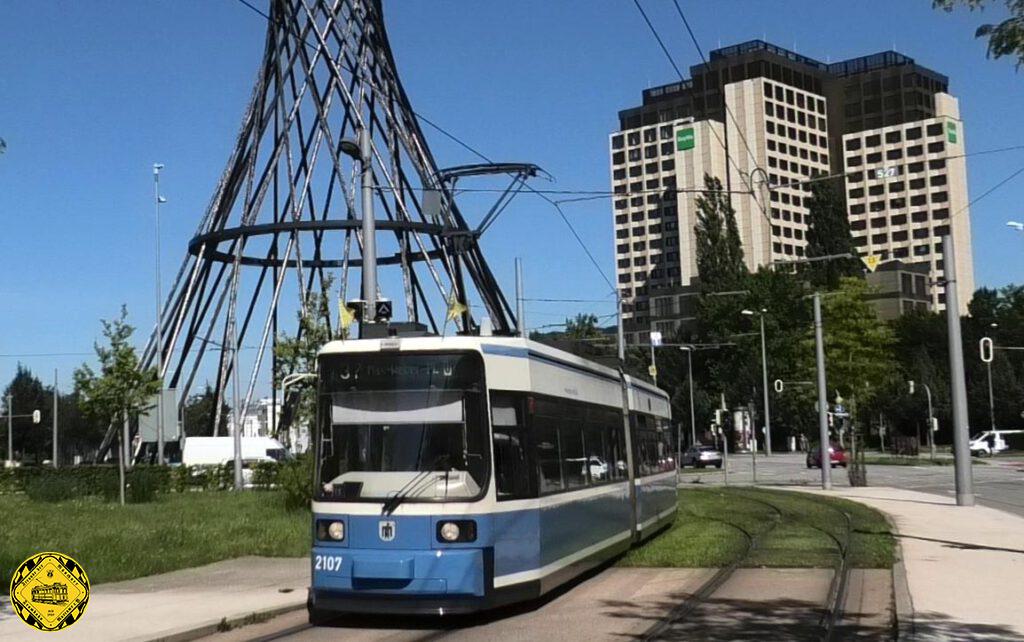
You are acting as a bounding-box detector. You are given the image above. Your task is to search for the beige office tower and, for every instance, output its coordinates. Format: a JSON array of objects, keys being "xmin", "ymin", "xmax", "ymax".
[
  {"xmin": 724, "ymin": 78, "xmax": 832, "ymax": 268},
  {"xmin": 610, "ymin": 119, "xmax": 727, "ymax": 343},
  {"xmin": 614, "ymin": 41, "xmax": 975, "ymax": 343},
  {"xmin": 841, "ymin": 93, "xmax": 974, "ymax": 312}
]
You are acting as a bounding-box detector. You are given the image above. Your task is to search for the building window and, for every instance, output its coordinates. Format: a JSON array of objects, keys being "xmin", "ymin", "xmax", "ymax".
[
  {"xmin": 926, "ymin": 123, "xmax": 943, "ymax": 136},
  {"xmin": 932, "ymin": 191, "xmax": 948, "ymax": 203},
  {"xmin": 886, "ymin": 149, "xmax": 903, "ymax": 160},
  {"xmin": 866, "ymin": 152, "xmax": 882, "ymax": 163},
  {"xmin": 612, "ymin": 135, "xmax": 624, "ymax": 150},
  {"xmin": 930, "ymin": 175, "xmax": 948, "ymax": 187},
  {"xmin": 906, "ymin": 126, "xmax": 922, "ymax": 140},
  {"xmin": 929, "ymin": 159, "xmax": 946, "ymax": 171},
  {"xmin": 866, "ymin": 134, "xmax": 881, "ymax": 147},
  {"xmin": 927, "ymin": 141, "xmax": 945, "ymax": 154},
  {"xmin": 886, "ymin": 131, "xmax": 902, "ymax": 144},
  {"xmin": 907, "ymin": 145, "xmax": 923, "ymax": 157}
]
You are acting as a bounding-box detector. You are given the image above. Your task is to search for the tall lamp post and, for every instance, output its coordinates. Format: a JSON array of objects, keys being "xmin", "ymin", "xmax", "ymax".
[
  {"xmin": 741, "ymin": 308, "xmax": 772, "ymax": 455},
  {"xmin": 678, "ymin": 346, "xmax": 696, "ymax": 450},
  {"xmin": 153, "ymin": 163, "xmax": 166, "ymax": 465}
]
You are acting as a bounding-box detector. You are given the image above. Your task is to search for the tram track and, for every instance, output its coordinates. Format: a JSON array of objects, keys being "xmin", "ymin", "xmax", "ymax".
[{"xmin": 643, "ymin": 489, "xmax": 854, "ymax": 642}]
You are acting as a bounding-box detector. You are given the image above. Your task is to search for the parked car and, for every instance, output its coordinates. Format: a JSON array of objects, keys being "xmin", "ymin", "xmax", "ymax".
[
  {"xmin": 681, "ymin": 445, "xmax": 723, "ymax": 469},
  {"xmin": 806, "ymin": 443, "xmax": 847, "ymax": 469},
  {"xmin": 969, "ymin": 430, "xmax": 1024, "ymax": 457}
]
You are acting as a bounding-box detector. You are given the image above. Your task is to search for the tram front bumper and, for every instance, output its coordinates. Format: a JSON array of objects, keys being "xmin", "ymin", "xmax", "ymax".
[{"xmin": 311, "ymin": 546, "xmax": 486, "ymax": 598}]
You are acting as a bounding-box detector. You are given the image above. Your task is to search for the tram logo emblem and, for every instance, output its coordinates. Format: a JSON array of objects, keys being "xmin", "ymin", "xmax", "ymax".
[
  {"xmin": 378, "ymin": 520, "xmax": 396, "ymax": 542},
  {"xmin": 9, "ymin": 552, "xmax": 90, "ymax": 632}
]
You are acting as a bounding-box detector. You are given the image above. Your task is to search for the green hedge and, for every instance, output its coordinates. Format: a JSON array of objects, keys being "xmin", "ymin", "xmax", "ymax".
[{"xmin": 1, "ymin": 466, "xmax": 171, "ymax": 503}]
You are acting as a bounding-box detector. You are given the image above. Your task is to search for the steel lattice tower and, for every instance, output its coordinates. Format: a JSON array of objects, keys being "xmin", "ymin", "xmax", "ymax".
[{"xmin": 100, "ymin": 0, "xmax": 539, "ymax": 454}]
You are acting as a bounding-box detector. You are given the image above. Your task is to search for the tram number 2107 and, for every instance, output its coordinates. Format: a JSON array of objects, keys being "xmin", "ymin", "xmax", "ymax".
[{"xmin": 314, "ymin": 555, "xmax": 343, "ymax": 572}]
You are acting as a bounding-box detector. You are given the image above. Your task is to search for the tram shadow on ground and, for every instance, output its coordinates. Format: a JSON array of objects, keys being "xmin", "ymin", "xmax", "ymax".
[
  {"xmin": 599, "ymin": 595, "xmax": 1024, "ymax": 641},
  {"xmin": 314, "ymin": 560, "xmax": 618, "ymax": 632}
]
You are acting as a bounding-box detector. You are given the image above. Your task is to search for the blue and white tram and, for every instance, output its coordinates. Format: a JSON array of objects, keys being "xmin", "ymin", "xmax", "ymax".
[{"xmin": 307, "ymin": 335, "xmax": 676, "ymax": 620}]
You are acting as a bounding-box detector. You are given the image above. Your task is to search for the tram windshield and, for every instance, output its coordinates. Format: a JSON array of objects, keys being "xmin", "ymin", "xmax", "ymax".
[{"xmin": 315, "ymin": 351, "xmax": 488, "ymax": 502}]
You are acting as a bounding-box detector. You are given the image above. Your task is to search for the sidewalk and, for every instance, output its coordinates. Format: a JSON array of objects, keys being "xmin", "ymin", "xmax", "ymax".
[
  {"xmin": 0, "ymin": 557, "xmax": 307, "ymax": 642},
  {"xmin": 791, "ymin": 486, "xmax": 1024, "ymax": 640}
]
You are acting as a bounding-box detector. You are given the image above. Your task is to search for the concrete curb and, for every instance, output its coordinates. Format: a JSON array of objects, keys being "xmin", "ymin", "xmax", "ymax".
[
  {"xmin": 892, "ymin": 554, "xmax": 915, "ymax": 640},
  {"xmin": 143, "ymin": 599, "xmax": 306, "ymax": 642}
]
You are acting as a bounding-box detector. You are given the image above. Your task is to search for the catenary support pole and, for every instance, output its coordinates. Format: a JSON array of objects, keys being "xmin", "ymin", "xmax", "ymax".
[
  {"xmin": 515, "ymin": 258, "xmax": 525, "ymax": 337},
  {"xmin": 686, "ymin": 348, "xmax": 696, "ymax": 446},
  {"xmin": 360, "ymin": 127, "xmax": 377, "ymax": 317},
  {"xmin": 6, "ymin": 394, "xmax": 12, "ymax": 466},
  {"xmin": 758, "ymin": 313, "xmax": 772, "ymax": 455},
  {"xmin": 53, "ymin": 369, "xmax": 58, "ymax": 469},
  {"xmin": 814, "ymin": 293, "xmax": 832, "ymax": 490},
  {"xmin": 154, "ymin": 164, "xmax": 165, "ymax": 466},
  {"xmin": 943, "ymin": 235, "xmax": 974, "ymax": 506}
]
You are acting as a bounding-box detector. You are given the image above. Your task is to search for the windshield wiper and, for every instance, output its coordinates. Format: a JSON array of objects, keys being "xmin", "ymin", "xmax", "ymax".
[{"xmin": 380, "ymin": 454, "xmax": 451, "ymax": 516}]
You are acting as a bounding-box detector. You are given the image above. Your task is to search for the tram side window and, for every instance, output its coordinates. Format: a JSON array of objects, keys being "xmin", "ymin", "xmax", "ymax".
[
  {"xmin": 534, "ymin": 416, "xmax": 564, "ymax": 494},
  {"xmin": 491, "ymin": 393, "xmax": 533, "ymax": 500},
  {"xmin": 588, "ymin": 407, "xmax": 623, "ymax": 482},
  {"xmin": 560, "ymin": 424, "xmax": 587, "ymax": 489}
]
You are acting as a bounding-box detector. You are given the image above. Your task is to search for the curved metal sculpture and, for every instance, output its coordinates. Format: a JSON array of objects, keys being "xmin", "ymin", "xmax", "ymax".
[{"xmin": 100, "ymin": 0, "xmax": 538, "ymax": 454}]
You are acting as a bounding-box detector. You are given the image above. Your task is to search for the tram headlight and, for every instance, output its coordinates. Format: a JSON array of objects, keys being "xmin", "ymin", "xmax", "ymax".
[
  {"xmin": 436, "ymin": 520, "xmax": 476, "ymax": 543},
  {"xmin": 440, "ymin": 522, "xmax": 460, "ymax": 542},
  {"xmin": 316, "ymin": 519, "xmax": 345, "ymax": 542}
]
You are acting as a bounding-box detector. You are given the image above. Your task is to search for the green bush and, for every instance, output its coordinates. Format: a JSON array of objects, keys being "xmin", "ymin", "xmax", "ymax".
[
  {"xmin": 6, "ymin": 466, "xmax": 170, "ymax": 503},
  {"xmin": 278, "ymin": 455, "xmax": 313, "ymax": 511},
  {"xmin": 23, "ymin": 474, "xmax": 79, "ymax": 503},
  {"xmin": 251, "ymin": 461, "xmax": 280, "ymax": 489},
  {"xmin": 170, "ymin": 465, "xmax": 191, "ymax": 493},
  {"xmin": 125, "ymin": 467, "xmax": 170, "ymax": 503}
]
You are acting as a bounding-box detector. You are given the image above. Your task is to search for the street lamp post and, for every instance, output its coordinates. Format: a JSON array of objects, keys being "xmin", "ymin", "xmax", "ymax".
[
  {"xmin": 679, "ymin": 346, "xmax": 696, "ymax": 449},
  {"xmin": 153, "ymin": 163, "xmax": 166, "ymax": 465},
  {"xmin": 910, "ymin": 380, "xmax": 936, "ymax": 459},
  {"xmin": 742, "ymin": 308, "xmax": 772, "ymax": 455},
  {"xmin": 813, "ymin": 293, "xmax": 832, "ymax": 490},
  {"xmin": 942, "ymin": 234, "xmax": 974, "ymax": 506}
]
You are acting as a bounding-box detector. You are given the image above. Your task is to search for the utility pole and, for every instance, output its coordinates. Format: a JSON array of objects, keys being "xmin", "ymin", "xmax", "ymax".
[
  {"xmin": 6, "ymin": 394, "xmax": 11, "ymax": 467},
  {"xmin": 154, "ymin": 163, "xmax": 166, "ymax": 466},
  {"xmin": 743, "ymin": 309, "xmax": 772, "ymax": 455},
  {"xmin": 359, "ymin": 127, "xmax": 377, "ymax": 318},
  {"xmin": 943, "ymin": 235, "xmax": 974, "ymax": 506},
  {"xmin": 649, "ymin": 321, "xmax": 658, "ymax": 385},
  {"xmin": 813, "ymin": 293, "xmax": 832, "ymax": 490},
  {"xmin": 680, "ymin": 345, "xmax": 696, "ymax": 446},
  {"xmin": 618, "ymin": 297, "xmax": 638, "ymax": 534},
  {"xmin": 515, "ymin": 258, "xmax": 525, "ymax": 337},
  {"xmin": 52, "ymin": 369, "xmax": 58, "ymax": 469}
]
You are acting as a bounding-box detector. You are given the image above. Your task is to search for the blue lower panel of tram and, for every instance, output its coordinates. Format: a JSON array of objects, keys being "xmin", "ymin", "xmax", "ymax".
[{"xmin": 310, "ymin": 485, "xmax": 667, "ymax": 614}]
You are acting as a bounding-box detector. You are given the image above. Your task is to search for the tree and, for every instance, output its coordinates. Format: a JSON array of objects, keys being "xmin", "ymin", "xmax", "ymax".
[
  {"xmin": 182, "ymin": 383, "xmax": 230, "ymax": 437},
  {"xmin": 935, "ymin": 1, "xmax": 1024, "ymax": 68},
  {"xmin": 564, "ymin": 313, "xmax": 602, "ymax": 341},
  {"xmin": 803, "ymin": 176, "xmax": 862, "ymax": 289},
  {"xmin": 2, "ymin": 365, "xmax": 52, "ymax": 463},
  {"xmin": 274, "ymin": 280, "xmax": 334, "ymax": 434},
  {"xmin": 693, "ymin": 173, "xmax": 746, "ymax": 293},
  {"xmin": 73, "ymin": 307, "xmax": 160, "ymax": 456}
]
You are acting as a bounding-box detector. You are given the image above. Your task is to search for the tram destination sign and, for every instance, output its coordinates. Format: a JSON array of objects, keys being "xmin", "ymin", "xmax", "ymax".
[{"xmin": 320, "ymin": 352, "xmax": 481, "ymax": 390}]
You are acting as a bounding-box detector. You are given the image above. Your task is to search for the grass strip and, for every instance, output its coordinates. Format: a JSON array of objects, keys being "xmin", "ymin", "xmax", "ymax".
[
  {"xmin": 1, "ymin": 491, "xmax": 309, "ymax": 592},
  {"xmin": 619, "ymin": 487, "xmax": 894, "ymax": 570}
]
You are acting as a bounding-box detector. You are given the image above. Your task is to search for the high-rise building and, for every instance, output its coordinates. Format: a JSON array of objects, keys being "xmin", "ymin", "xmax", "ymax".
[{"xmin": 612, "ymin": 40, "xmax": 974, "ymax": 344}]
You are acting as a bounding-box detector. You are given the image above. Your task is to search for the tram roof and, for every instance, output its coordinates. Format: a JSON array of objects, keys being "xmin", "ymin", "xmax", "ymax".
[{"xmin": 317, "ymin": 335, "xmax": 666, "ymax": 400}]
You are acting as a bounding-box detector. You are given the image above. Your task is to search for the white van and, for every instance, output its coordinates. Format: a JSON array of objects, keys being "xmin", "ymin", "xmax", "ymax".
[
  {"xmin": 182, "ymin": 436, "xmax": 289, "ymax": 466},
  {"xmin": 969, "ymin": 430, "xmax": 1024, "ymax": 457}
]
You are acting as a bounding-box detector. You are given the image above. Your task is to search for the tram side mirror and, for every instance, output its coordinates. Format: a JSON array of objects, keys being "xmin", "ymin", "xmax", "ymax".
[{"xmin": 281, "ymin": 373, "xmax": 318, "ymax": 392}]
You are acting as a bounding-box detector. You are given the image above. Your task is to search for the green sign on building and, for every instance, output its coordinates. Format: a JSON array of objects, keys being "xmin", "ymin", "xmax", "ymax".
[
  {"xmin": 676, "ymin": 127, "xmax": 695, "ymax": 151},
  {"xmin": 947, "ymin": 121, "xmax": 958, "ymax": 144}
]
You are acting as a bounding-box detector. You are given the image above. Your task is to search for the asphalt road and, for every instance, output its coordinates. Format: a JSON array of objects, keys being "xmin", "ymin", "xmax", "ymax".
[{"xmin": 680, "ymin": 451, "xmax": 1024, "ymax": 517}]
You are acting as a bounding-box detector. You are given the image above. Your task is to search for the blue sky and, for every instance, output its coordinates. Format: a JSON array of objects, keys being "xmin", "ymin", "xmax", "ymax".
[{"xmin": 2, "ymin": 1, "xmax": 1023, "ymax": 392}]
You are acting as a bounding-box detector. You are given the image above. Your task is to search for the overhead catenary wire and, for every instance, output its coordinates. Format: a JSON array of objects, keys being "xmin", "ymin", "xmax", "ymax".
[{"xmin": 630, "ymin": 0, "xmax": 762, "ymax": 213}]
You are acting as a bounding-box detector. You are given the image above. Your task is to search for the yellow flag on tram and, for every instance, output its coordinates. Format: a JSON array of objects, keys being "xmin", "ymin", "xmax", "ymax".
[
  {"xmin": 446, "ymin": 293, "xmax": 467, "ymax": 322},
  {"xmin": 339, "ymin": 301, "xmax": 356, "ymax": 329}
]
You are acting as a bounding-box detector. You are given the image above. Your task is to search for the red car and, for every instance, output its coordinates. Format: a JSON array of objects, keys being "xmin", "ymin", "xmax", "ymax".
[{"xmin": 806, "ymin": 443, "xmax": 847, "ymax": 469}]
